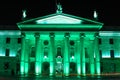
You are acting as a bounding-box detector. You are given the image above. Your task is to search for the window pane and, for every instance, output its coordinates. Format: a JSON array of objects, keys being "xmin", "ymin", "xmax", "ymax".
[
  {"xmin": 6, "ymin": 38, "xmax": 10, "ymax": 43},
  {"xmin": 6, "ymin": 49, "xmax": 9, "ymax": 56},
  {"xmin": 109, "ymin": 39, "xmax": 113, "ymax": 44}
]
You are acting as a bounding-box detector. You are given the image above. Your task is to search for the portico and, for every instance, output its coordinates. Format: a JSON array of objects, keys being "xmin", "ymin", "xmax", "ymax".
[{"xmin": 17, "ymin": 13, "xmax": 103, "ymax": 76}]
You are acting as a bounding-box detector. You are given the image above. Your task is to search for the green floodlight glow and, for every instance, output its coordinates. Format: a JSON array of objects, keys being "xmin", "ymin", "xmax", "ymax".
[
  {"xmin": 77, "ymin": 64, "xmax": 81, "ymax": 75},
  {"xmin": 35, "ymin": 63, "xmax": 39, "ymax": 75},
  {"xmin": 99, "ymin": 31, "xmax": 120, "ymax": 36},
  {"xmin": 44, "ymin": 55, "xmax": 47, "ymax": 59},
  {"xmin": 114, "ymin": 52, "xmax": 120, "ymax": 58},
  {"xmin": 0, "ymin": 53, "xmax": 5, "ymax": 56},
  {"xmin": 50, "ymin": 62, "xmax": 54, "ymax": 76},
  {"xmin": 20, "ymin": 62, "xmax": 24, "ymax": 74},
  {"xmin": 64, "ymin": 63, "xmax": 69, "ymax": 76},
  {"xmin": 96, "ymin": 63, "xmax": 100, "ymax": 74},
  {"xmin": 90, "ymin": 64, "xmax": 95, "ymax": 75},
  {"xmin": 102, "ymin": 52, "xmax": 110, "ymax": 58},
  {"xmin": 24, "ymin": 63, "xmax": 28, "ymax": 74},
  {"xmin": 10, "ymin": 51, "xmax": 16, "ymax": 57},
  {"xmin": 36, "ymin": 15, "xmax": 82, "ymax": 24},
  {"xmin": 71, "ymin": 56, "xmax": 74, "ymax": 59},
  {"xmin": 35, "ymin": 62, "xmax": 42, "ymax": 75}
]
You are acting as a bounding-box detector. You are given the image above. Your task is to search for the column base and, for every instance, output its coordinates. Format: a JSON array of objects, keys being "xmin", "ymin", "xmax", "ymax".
[
  {"xmin": 64, "ymin": 74, "xmax": 69, "ymax": 77},
  {"xmin": 77, "ymin": 75, "xmax": 81, "ymax": 78},
  {"xmin": 82, "ymin": 74, "xmax": 86, "ymax": 76},
  {"xmin": 49, "ymin": 73, "xmax": 54, "ymax": 77},
  {"xmin": 20, "ymin": 73, "xmax": 25, "ymax": 77}
]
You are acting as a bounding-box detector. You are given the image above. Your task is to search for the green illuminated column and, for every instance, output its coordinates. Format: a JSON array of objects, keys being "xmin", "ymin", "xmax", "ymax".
[
  {"xmin": 24, "ymin": 39, "xmax": 30, "ymax": 76},
  {"xmin": 80, "ymin": 33, "xmax": 86, "ymax": 75},
  {"xmin": 63, "ymin": 33, "xmax": 70, "ymax": 76},
  {"xmin": 89, "ymin": 40, "xmax": 95, "ymax": 75},
  {"xmin": 20, "ymin": 33, "xmax": 26, "ymax": 75},
  {"xmin": 49, "ymin": 33, "xmax": 55, "ymax": 76},
  {"xmin": 76, "ymin": 40, "xmax": 81, "ymax": 76},
  {"xmin": 94, "ymin": 33, "xmax": 100, "ymax": 75},
  {"xmin": 35, "ymin": 33, "xmax": 42, "ymax": 75}
]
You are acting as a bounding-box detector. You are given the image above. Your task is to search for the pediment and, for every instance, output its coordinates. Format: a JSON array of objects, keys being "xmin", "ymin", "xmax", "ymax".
[{"xmin": 17, "ymin": 13, "xmax": 103, "ymax": 31}]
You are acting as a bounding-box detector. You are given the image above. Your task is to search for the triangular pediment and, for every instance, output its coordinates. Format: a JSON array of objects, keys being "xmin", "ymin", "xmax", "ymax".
[
  {"xmin": 35, "ymin": 15, "xmax": 82, "ymax": 24},
  {"xmin": 17, "ymin": 13, "xmax": 103, "ymax": 31}
]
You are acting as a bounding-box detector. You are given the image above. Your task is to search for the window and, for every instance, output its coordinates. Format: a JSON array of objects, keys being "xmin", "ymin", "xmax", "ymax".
[
  {"xmin": 70, "ymin": 40, "xmax": 75, "ymax": 46},
  {"xmin": 6, "ymin": 38, "xmax": 10, "ymax": 44},
  {"xmin": 70, "ymin": 47, "xmax": 74, "ymax": 58},
  {"xmin": 99, "ymin": 50, "xmax": 102, "ymax": 58},
  {"xmin": 18, "ymin": 38, "xmax": 21, "ymax": 43},
  {"xmin": 57, "ymin": 47, "xmax": 62, "ymax": 57},
  {"xmin": 31, "ymin": 47, "xmax": 35, "ymax": 57},
  {"xmin": 6, "ymin": 49, "xmax": 9, "ymax": 56},
  {"xmin": 85, "ymin": 48, "xmax": 89, "ymax": 58},
  {"xmin": 4, "ymin": 62, "xmax": 9, "ymax": 70},
  {"xmin": 110, "ymin": 50, "xmax": 114, "ymax": 58},
  {"xmin": 109, "ymin": 38, "xmax": 113, "ymax": 44},
  {"xmin": 99, "ymin": 38, "xmax": 101, "ymax": 44},
  {"xmin": 44, "ymin": 47, "xmax": 48, "ymax": 58},
  {"xmin": 44, "ymin": 40, "xmax": 49, "ymax": 45}
]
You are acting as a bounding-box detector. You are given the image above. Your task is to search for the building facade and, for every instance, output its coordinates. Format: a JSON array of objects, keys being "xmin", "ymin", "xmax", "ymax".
[{"xmin": 1, "ymin": 12, "xmax": 120, "ymax": 77}]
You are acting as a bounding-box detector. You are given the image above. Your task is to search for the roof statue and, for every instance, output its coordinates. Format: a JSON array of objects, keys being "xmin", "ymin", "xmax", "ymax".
[
  {"xmin": 94, "ymin": 10, "xmax": 98, "ymax": 20},
  {"xmin": 56, "ymin": 3, "xmax": 62, "ymax": 14},
  {"xmin": 22, "ymin": 9, "xmax": 27, "ymax": 19}
]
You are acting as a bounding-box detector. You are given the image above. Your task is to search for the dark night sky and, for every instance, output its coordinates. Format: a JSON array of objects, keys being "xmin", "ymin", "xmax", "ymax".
[{"xmin": 0, "ymin": 0, "xmax": 120, "ymax": 30}]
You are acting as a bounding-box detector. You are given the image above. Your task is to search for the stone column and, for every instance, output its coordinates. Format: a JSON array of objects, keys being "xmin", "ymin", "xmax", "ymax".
[
  {"xmin": 94, "ymin": 33, "xmax": 100, "ymax": 75},
  {"xmin": 89, "ymin": 39, "xmax": 95, "ymax": 75},
  {"xmin": 20, "ymin": 33, "xmax": 26, "ymax": 75},
  {"xmin": 76, "ymin": 40, "xmax": 81, "ymax": 76},
  {"xmin": 63, "ymin": 33, "xmax": 70, "ymax": 76},
  {"xmin": 80, "ymin": 33, "xmax": 86, "ymax": 76},
  {"xmin": 35, "ymin": 33, "xmax": 42, "ymax": 75},
  {"xmin": 24, "ymin": 39, "xmax": 30, "ymax": 76},
  {"xmin": 49, "ymin": 33, "xmax": 55, "ymax": 76}
]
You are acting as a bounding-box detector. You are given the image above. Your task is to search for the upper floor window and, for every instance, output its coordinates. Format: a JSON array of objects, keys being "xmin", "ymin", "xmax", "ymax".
[
  {"xmin": 44, "ymin": 40, "xmax": 49, "ymax": 45},
  {"xmin": 109, "ymin": 38, "xmax": 114, "ymax": 44},
  {"xmin": 70, "ymin": 47, "xmax": 74, "ymax": 59},
  {"xmin": 98, "ymin": 38, "xmax": 101, "ymax": 44},
  {"xmin": 6, "ymin": 38, "xmax": 10, "ymax": 44},
  {"xmin": 99, "ymin": 50, "xmax": 102, "ymax": 58},
  {"xmin": 31, "ymin": 47, "xmax": 35, "ymax": 57},
  {"xmin": 18, "ymin": 38, "xmax": 21, "ymax": 43},
  {"xmin": 70, "ymin": 40, "xmax": 75, "ymax": 46},
  {"xmin": 4, "ymin": 62, "xmax": 9, "ymax": 70},
  {"xmin": 6, "ymin": 49, "xmax": 9, "ymax": 57},
  {"xmin": 44, "ymin": 47, "xmax": 48, "ymax": 58},
  {"xmin": 57, "ymin": 47, "xmax": 62, "ymax": 57},
  {"xmin": 110, "ymin": 50, "xmax": 114, "ymax": 58}
]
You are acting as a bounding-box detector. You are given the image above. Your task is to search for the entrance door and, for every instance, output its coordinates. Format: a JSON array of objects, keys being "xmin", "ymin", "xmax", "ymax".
[
  {"xmin": 55, "ymin": 56, "xmax": 63, "ymax": 77},
  {"xmin": 29, "ymin": 62, "xmax": 35, "ymax": 75}
]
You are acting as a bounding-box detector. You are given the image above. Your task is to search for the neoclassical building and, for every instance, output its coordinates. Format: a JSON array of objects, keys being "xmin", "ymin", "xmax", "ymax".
[
  {"xmin": 1, "ymin": 10, "xmax": 120, "ymax": 77},
  {"xmin": 16, "ymin": 10, "xmax": 103, "ymax": 77}
]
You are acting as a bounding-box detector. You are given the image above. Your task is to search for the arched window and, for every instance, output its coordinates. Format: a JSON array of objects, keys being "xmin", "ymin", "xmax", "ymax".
[
  {"xmin": 44, "ymin": 47, "xmax": 48, "ymax": 58},
  {"xmin": 70, "ymin": 47, "xmax": 74, "ymax": 59},
  {"xmin": 57, "ymin": 47, "xmax": 62, "ymax": 57},
  {"xmin": 31, "ymin": 47, "xmax": 35, "ymax": 57},
  {"xmin": 44, "ymin": 40, "xmax": 49, "ymax": 45},
  {"xmin": 70, "ymin": 40, "xmax": 75, "ymax": 46}
]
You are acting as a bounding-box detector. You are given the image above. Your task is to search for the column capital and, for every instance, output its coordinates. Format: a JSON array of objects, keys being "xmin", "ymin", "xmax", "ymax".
[
  {"xmin": 49, "ymin": 33, "xmax": 55, "ymax": 37},
  {"xmin": 80, "ymin": 33, "xmax": 85, "ymax": 38},
  {"xmin": 94, "ymin": 33, "xmax": 99, "ymax": 38},
  {"xmin": 64, "ymin": 33, "xmax": 70, "ymax": 37},
  {"xmin": 34, "ymin": 33, "xmax": 40, "ymax": 37}
]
